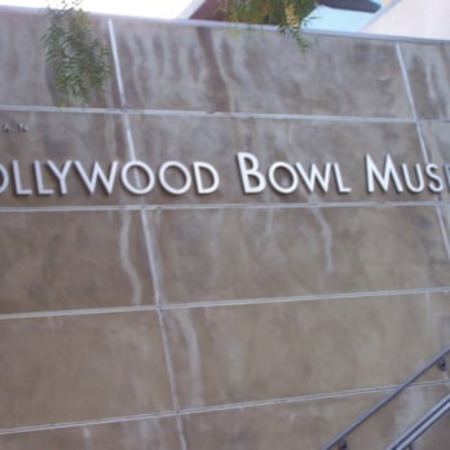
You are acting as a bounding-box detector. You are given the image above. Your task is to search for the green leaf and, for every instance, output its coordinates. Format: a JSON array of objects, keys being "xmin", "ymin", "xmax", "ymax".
[{"xmin": 42, "ymin": 0, "xmax": 111, "ymax": 105}]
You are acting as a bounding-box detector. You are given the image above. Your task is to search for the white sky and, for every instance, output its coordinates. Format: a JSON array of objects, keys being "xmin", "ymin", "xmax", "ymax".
[{"xmin": 0, "ymin": 0, "xmax": 194, "ymax": 18}]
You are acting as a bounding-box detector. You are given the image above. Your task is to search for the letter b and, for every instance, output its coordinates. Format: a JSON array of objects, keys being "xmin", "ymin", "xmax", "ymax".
[{"xmin": 236, "ymin": 152, "xmax": 266, "ymax": 194}]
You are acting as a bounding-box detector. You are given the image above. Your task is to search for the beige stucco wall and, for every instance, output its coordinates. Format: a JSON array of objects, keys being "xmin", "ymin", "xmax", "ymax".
[{"xmin": 364, "ymin": 0, "xmax": 450, "ymax": 39}]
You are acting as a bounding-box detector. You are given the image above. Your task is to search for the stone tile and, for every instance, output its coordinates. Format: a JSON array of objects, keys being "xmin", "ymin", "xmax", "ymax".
[
  {"xmin": 0, "ymin": 11, "xmax": 118, "ymax": 108},
  {"xmin": 113, "ymin": 20, "xmax": 411, "ymax": 117},
  {"xmin": 167, "ymin": 294, "xmax": 450, "ymax": 407},
  {"xmin": 0, "ymin": 111, "xmax": 142, "ymax": 207},
  {"xmin": 415, "ymin": 412, "xmax": 450, "ymax": 450},
  {"xmin": 438, "ymin": 205, "xmax": 450, "ymax": 283},
  {"xmin": 0, "ymin": 312, "xmax": 173, "ymax": 428},
  {"xmin": 0, "ymin": 210, "xmax": 154, "ymax": 313},
  {"xmin": 433, "ymin": 287, "xmax": 450, "ymax": 350},
  {"xmin": 422, "ymin": 122, "xmax": 450, "ymax": 201},
  {"xmin": 0, "ymin": 114, "xmax": 432, "ymax": 208},
  {"xmin": 129, "ymin": 115, "xmax": 432, "ymax": 205},
  {"xmin": 399, "ymin": 42, "xmax": 450, "ymax": 120},
  {"xmin": 182, "ymin": 393, "xmax": 382, "ymax": 450},
  {"xmin": 182, "ymin": 384, "xmax": 449, "ymax": 450},
  {"xmin": 165, "ymin": 294, "xmax": 449, "ymax": 409},
  {"xmin": 0, "ymin": 417, "xmax": 180, "ymax": 450},
  {"xmin": 344, "ymin": 383, "xmax": 450, "ymax": 450},
  {"xmin": 148, "ymin": 207, "xmax": 450, "ymax": 305}
]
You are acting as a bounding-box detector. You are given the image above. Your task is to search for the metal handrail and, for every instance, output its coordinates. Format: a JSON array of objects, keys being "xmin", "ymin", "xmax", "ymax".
[
  {"xmin": 321, "ymin": 344, "xmax": 450, "ymax": 450},
  {"xmin": 386, "ymin": 394, "xmax": 450, "ymax": 450}
]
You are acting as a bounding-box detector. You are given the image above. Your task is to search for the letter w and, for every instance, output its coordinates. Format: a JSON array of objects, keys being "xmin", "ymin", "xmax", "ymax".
[
  {"xmin": 74, "ymin": 161, "xmax": 119, "ymax": 195},
  {"xmin": 295, "ymin": 163, "xmax": 332, "ymax": 193}
]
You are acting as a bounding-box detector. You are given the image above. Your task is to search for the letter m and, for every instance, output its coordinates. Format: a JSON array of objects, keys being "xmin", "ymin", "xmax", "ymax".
[{"xmin": 365, "ymin": 154, "xmax": 404, "ymax": 193}]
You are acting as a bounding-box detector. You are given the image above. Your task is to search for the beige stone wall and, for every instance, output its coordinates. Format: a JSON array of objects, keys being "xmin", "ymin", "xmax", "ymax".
[{"xmin": 0, "ymin": 8, "xmax": 449, "ymax": 449}]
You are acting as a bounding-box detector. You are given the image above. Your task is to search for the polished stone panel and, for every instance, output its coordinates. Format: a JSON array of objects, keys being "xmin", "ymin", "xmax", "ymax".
[
  {"xmin": 149, "ymin": 207, "xmax": 450, "ymax": 305},
  {"xmin": 0, "ymin": 111, "xmax": 139, "ymax": 207},
  {"xmin": 0, "ymin": 210, "xmax": 153, "ymax": 313},
  {"xmin": 113, "ymin": 20, "xmax": 411, "ymax": 117},
  {"xmin": 182, "ymin": 384, "xmax": 449, "ymax": 450},
  {"xmin": 422, "ymin": 122, "xmax": 450, "ymax": 201},
  {"xmin": 438, "ymin": 207, "xmax": 450, "ymax": 286},
  {"xmin": 130, "ymin": 115, "xmax": 430, "ymax": 205},
  {"xmin": 344, "ymin": 383, "xmax": 450, "ymax": 450},
  {"xmin": 414, "ymin": 413, "xmax": 450, "ymax": 450},
  {"xmin": 0, "ymin": 417, "xmax": 180, "ymax": 450},
  {"xmin": 440, "ymin": 204, "xmax": 450, "ymax": 232},
  {"xmin": 0, "ymin": 10, "xmax": 118, "ymax": 108},
  {"xmin": 399, "ymin": 42, "xmax": 450, "ymax": 120},
  {"xmin": 182, "ymin": 393, "xmax": 383, "ymax": 450},
  {"xmin": 433, "ymin": 285, "xmax": 450, "ymax": 350},
  {"xmin": 0, "ymin": 312, "xmax": 172, "ymax": 428},
  {"xmin": 165, "ymin": 294, "xmax": 449, "ymax": 408}
]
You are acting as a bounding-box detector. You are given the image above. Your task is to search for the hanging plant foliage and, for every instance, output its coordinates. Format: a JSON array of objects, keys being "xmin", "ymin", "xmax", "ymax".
[
  {"xmin": 42, "ymin": 0, "xmax": 111, "ymax": 104},
  {"xmin": 223, "ymin": 0, "xmax": 316, "ymax": 49}
]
